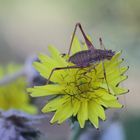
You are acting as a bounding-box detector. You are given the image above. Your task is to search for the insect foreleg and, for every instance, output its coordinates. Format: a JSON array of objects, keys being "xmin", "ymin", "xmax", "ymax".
[{"xmin": 46, "ymin": 65, "xmax": 84, "ymax": 85}]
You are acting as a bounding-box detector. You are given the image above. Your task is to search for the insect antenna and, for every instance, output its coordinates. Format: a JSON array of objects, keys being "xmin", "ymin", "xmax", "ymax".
[{"xmin": 99, "ymin": 37, "xmax": 106, "ymax": 50}]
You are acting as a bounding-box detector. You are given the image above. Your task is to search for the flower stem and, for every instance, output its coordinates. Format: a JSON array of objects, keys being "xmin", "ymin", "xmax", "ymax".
[{"xmin": 70, "ymin": 122, "xmax": 86, "ymax": 140}]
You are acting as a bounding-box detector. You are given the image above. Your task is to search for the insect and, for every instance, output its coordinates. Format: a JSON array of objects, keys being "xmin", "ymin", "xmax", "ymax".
[{"xmin": 46, "ymin": 23, "xmax": 115, "ymax": 92}]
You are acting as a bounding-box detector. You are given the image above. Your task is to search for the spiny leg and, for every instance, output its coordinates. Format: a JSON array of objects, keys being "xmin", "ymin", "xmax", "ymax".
[
  {"xmin": 46, "ymin": 65, "xmax": 85, "ymax": 85},
  {"xmin": 102, "ymin": 60, "xmax": 110, "ymax": 94},
  {"xmin": 99, "ymin": 38, "xmax": 110, "ymax": 93},
  {"xmin": 68, "ymin": 23, "xmax": 95, "ymax": 55}
]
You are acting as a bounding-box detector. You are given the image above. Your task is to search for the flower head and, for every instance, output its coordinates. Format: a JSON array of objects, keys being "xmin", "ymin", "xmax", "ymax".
[
  {"xmin": 28, "ymin": 37, "xmax": 128, "ymax": 128},
  {"xmin": 0, "ymin": 64, "xmax": 37, "ymax": 114}
]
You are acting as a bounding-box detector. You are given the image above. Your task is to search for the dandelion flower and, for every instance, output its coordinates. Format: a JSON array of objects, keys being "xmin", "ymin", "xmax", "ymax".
[
  {"xmin": 0, "ymin": 64, "xmax": 37, "ymax": 114},
  {"xmin": 28, "ymin": 37, "xmax": 128, "ymax": 128}
]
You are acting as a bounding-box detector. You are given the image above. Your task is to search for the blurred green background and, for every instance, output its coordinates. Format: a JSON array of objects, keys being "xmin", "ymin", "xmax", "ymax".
[{"xmin": 0, "ymin": 0, "xmax": 139, "ymax": 139}]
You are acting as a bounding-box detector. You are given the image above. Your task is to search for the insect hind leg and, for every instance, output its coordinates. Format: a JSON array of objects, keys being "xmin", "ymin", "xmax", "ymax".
[{"xmin": 68, "ymin": 23, "xmax": 95, "ymax": 55}]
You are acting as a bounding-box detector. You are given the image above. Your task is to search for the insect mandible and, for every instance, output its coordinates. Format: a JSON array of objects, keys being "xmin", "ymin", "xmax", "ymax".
[{"xmin": 46, "ymin": 23, "xmax": 115, "ymax": 93}]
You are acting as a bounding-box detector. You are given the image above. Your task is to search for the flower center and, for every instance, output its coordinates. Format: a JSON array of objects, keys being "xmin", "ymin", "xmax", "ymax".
[{"xmin": 63, "ymin": 69, "xmax": 94, "ymax": 101}]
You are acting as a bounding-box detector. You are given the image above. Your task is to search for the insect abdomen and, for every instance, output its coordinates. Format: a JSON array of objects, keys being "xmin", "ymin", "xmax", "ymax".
[
  {"xmin": 91, "ymin": 49, "xmax": 115, "ymax": 61},
  {"xmin": 68, "ymin": 50, "xmax": 92, "ymax": 66}
]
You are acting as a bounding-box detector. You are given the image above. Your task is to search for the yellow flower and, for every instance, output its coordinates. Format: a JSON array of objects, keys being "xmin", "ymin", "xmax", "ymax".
[
  {"xmin": 0, "ymin": 64, "xmax": 37, "ymax": 114},
  {"xmin": 28, "ymin": 37, "xmax": 128, "ymax": 128}
]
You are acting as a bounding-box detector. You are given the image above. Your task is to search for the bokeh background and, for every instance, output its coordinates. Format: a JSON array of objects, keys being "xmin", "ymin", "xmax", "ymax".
[{"xmin": 0, "ymin": 0, "xmax": 139, "ymax": 140}]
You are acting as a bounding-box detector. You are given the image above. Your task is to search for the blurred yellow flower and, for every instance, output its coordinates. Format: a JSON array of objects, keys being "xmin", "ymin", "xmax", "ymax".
[
  {"xmin": 28, "ymin": 37, "xmax": 128, "ymax": 128},
  {"xmin": 0, "ymin": 64, "xmax": 37, "ymax": 114}
]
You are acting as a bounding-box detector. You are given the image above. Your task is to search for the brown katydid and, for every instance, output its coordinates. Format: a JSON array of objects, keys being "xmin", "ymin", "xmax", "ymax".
[{"xmin": 46, "ymin": 23, "xmax": 115, "ymax": 93}]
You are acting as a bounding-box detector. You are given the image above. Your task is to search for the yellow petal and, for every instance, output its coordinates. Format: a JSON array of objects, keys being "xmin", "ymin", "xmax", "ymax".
[
  {"xmin": 33, "ymin": 61, "xmax": 62, "ymax": 83},
  {"xmin": 106, "ymin": 66, "xmax": 128, "ymax": 79},
  {"xmin": 42, "ymin": 96, "xmax": 69, "ymax": 113},
  {"xmin": 71, "ymin": 36, "xmax": 82, "ymax": 54},
  {"xmin": 33, "ymin": 62, "xmax": 49, "ymax": 78},
  {"xmin": 38, "ymin": 53, "xmax": 57, "ymax": 65},
  {"xmin": 88, "ymin": 101, "xmax": 99, "ymax": 128},
  {"xmin": 58, "ymin": 103, "xmax": 73, "ymax": 123},
  {"xmin": 73, "ymin": 99, "xmax": 80, "ymax": 116},
  {"xmin": 91, "ymin": 89, "xmax": 116, "ymax": 101},
  {"xmin": 35, "ymin": 53, "xmax": 69, "ymax": 83},
  {"xmin": 94, "ymin": 104, "xmax": 106, "ymax": 120},
  {"xmin": 20, "ymin": 105, "xmax": 38, "ymax": 114},
  {"xmin": 48, "ymin": 45, "xmax": 67, "ymax": 66},
  {"xmin": 110, "ymin": 51, "xmax": 122, "ymax": 62},
  {"xmin": 111, "ymin": 86, "xmax": 129, "ymax": 95},
  {"xmin": 77, "ymin": 100, "xmax": 88, "ymax": 128},
  {"xmin": 104, "ymin": 99, "xmax": 123, "ymax": 108},
  {"xmin": 50, "ymin": 99, "xmax": 73, "ymax": 123},
  {"xmin": 100, "ymin": 93, "xmax": 117, "ymax": 101},
  {"xmin": 106, "ymin": 67, "xmax": 128, "ymax": 81},
  {"xmin": 111, "ymin": 75, "xmax": 128, "ymax": 86},
  {"xmin": 28, "ymin": 85, "xmax": 65, "ymax": 97}
]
